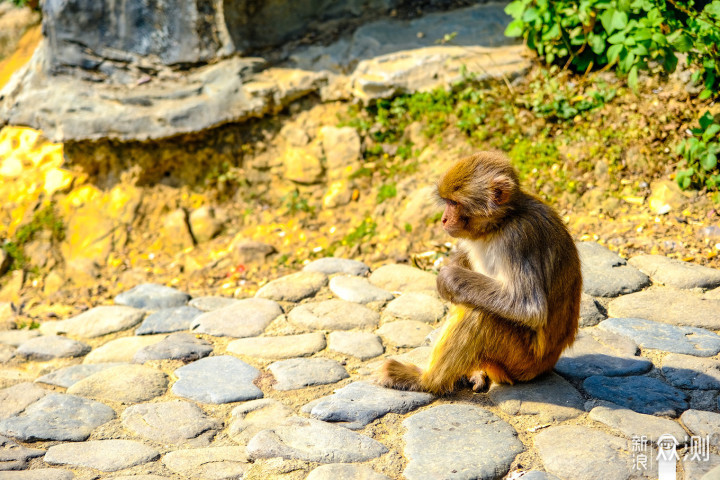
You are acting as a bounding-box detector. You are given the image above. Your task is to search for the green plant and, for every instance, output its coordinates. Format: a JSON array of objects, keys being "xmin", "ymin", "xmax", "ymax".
[
  {"xmin": 376, "ymin": 183, "xmax": 398, "ymax": 204},
  {"xmin": 281, "ymin": 190, "xmax": 315, "ymax": 215},
  {"xmin": 676, "ymin": 111, "xmax": 720, "ymax": 190},
  {"xmin": 1, "ymin": 203, "xmax": 65, "ymax": 271},
  {"xmin": 678, "ymin": 1, "xmax": 720, "ymax": 99},
  {"xmin": 341, "ymin": 218, "xmax": 377, "ymax": 247}
]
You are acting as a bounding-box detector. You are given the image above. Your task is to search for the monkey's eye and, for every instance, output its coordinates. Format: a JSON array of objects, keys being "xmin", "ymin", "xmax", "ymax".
[{"xmin": 445, "ymin": 199, "xmax": 458, "ymax": 207}]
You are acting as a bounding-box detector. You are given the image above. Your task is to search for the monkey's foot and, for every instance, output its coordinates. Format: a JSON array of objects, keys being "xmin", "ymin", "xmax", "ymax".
[{"xmin": 467, "ymin": 370, "xmax": 489, "ymax": 392}]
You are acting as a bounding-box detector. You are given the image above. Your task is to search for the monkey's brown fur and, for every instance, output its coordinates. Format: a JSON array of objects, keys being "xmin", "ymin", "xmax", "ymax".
[{"xmin": 378, "ymin": 152, "xmax": 581, "ymax": 394}]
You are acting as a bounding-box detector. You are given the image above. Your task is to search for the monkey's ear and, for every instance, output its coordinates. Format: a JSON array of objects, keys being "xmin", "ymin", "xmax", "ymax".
[{"xmin": 491, "ymin": 177, "xmax": 514, "ymax": 206}]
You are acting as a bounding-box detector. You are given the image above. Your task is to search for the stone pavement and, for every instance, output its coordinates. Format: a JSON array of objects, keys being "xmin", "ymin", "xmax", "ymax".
[{"xmin": 0, "ymin": 242, "xmax": 720, "ymax": 479}]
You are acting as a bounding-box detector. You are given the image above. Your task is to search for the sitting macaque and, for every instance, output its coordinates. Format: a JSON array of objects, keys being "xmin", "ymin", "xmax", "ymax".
[{"xmin": 379, "ymin": 151, "xmax": 581, "ymax": 394}]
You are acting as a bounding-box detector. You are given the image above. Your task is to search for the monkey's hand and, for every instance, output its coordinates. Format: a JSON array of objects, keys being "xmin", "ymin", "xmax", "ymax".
[{"xmin": 437, "ymin": 265, "xmax": 490, "ymax": 304}]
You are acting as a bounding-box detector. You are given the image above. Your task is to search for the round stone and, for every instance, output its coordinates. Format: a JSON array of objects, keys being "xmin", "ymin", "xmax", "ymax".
[
  {"xmin": 0, "ymin": 383, "xmax": 48, "ymax": 420},
  {"xmin": 376, "ymin": 320, "xmax": 434, "ymax": 348},
  {"xmin": 135, "ymin": 306, "xmax": 201, "ymax": 335},
  {"xmin": 255, "ymin": 271, "xmax": 328, "ymax": 302},
  {"xmin": 172, "ymin": 355, "xmax": 262, "ymax": 404},
  {"xmin": 629, "ymin": 254, "xmax": 720, "ymax": 289},
  {"xmin": 15, "ymin": 336, "xmax": 90, "ymax": 361},
  {"xmin": 83, "ymin": 335, "xmax": 166, "ymax": 363},
  {"xmin": 662, "ymin": 353, "xmax": 720, "ymax": 390},
  {"xmin": 39, "ymin": 305, "xmax": 144, "ymax": 338},
  {"xmin": 188, "ymin": 296, "xmax": 239, "ymax": 311},
  {"xmin": 680, "ymin": 409, "xmax": 720, "ymax": 448},
  {"xmin": 583, "ymin": 375, "xmax": 688, "ymax": 417},
  {"xmin": 327, "ymin": 331, "xmax": 384, "ymax": 360},
  {"xmin": 579, "ymin": 293, "xmax": 606, "ymax": 327},
  {"xmin": 268, "ymin": 357, "xmax": 348, "ymax": 391},
  {"xmin": 44, "ymin": 439, "xmax": 159, "ymax": 472},
  {"xmin": 589, "ymin": 404, "xmax": 687, "ymax": 443},
  {"xmin": 133, "ymin": 332, "xmax": 213, "ymax": 363},
  {"xmin": 369, "ymin": 264, "xmax": 437, "ymax": 293},
  {"xmin": 163, "ymin": 446, "xmax": 249, "ymax": 479},
  {"xmin": 608, "ymin": 288, "xmax": 720, "ymax": 330},
  {"xmin": 228, "ymin": 398, "xmax": 293, "ymax": 445},
  {"xmin": 226, "ymin": 332, "xmax": 326, "ymax": 360},
  {"xmin": 191, "ymin": 298, "xmax": 282, "ymax": 338},
  {"xmin": 288, "ymin": 299, "xmax": 379, "ymax": 330},
  {"xmin": 329, "ymin": 275, "xmax": 394, "ymax": 304},
  {"xmin": 303, "ymin": 258, "xmax": 370, "ymax": 276},
  {"xmin": 35, "ymin": 363, "xmax": 125, "ymax": 388},
  {"xmin": 382, "ymin": 292, "xmax": 446, "ymax": 324},
  {"xmin": 67, "ymin": 364, "xmax": 168, "ymax": 404},
  {"xmin": 122, "ymin": 400, "xmax": 220, "ymax": 446},
  {"xmin": 577, "ymin": 242, "xmax": 650, "ymax": 297},
  {"xmin": 114, "ymin": 283, "xmax": 190, "ymax": 310}
]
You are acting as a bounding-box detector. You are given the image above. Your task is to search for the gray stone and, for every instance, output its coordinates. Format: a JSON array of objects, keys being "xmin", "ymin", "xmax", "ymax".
[
  {"xmin": 402, "ymin": 404, "xmax": 523, "ymax": 480},
  {"xmin": 247, "ymin": 416, "xmax": 388, "ymax": 463},
  {"xmin": 577, "ymin": 242, "xmax": 650, "ymax": 297},
  {"xmin": 122, "ymin": 400, "xmax": 220, "ymax": 446},
  {"xmin": 589, "ymin": 404, "xmax": 688, "ymax": 444},
  {"xmin": 255, "ymin": 271, "xmax": 328, "ymax": 302},
  {"xmin": 0, "ymin": 330, "xmax": 39, "ymax": 347},
  {"xmin": 662, "ymin": 354, "xmax": 720, "ymax": 390},
  {"xmin": 328, "ymin": 331, "xmax": 384, "ymax": 360},
  {"xmin": 44, "ymin": 439, "xmax": 158, "ymax": 472},
  {"xmin": 189, "ymin": 206, "xmax": 222, "ymax": 243},
  {"xmin": 191, "ymin": 297, "xmax": 282, "ymax": 338},
  {"xmin": 382, "ymin": 292, "xmax": 446, "ymax": 324},
  {"xmin": 319, "ymin": 126, "xmax": 361, "ymax": 178},
  {"xmin": 0, "ymin": 344, "xmax": 14, "ymax": 363},
  {"xmin": 306, "ymin": 464, "xmax": 391, "ymax": 480},
  {"xmin": 35, "ymin": 363, "xmax": 124, "ymax": 388},
  {"xmin": 133, "ymin": 332, "xmax": 213, "ymax": 363},
  {"xmin": 686, "ymin": 454, "xmax": 720, "ymax": 480},
  {"xmin": 83, "ymin": 335, "xmax": 166, "ymax": 363},
  {"xmin": 172, "ymin": 355, "xmax": 262, "ymax": 404},
  {"xmin": 162, "ymin": 446, "xmax": 249, "ymax": 479},
  {"xmin": 309, "ymin": 381, "xmax": 433, "ymax": 429},
  {"xmin": 681, "ymin": 409, "xmax": 720, "ymax": 448},
  {"xmin": 580, "ymin": 293, "xmax": 606, "ymax": 327},
  {"xmin": 226, "ymin": 332, "xmax": 325, "ymax": 360},
  {"xmin": 188, "ymin": 296, "xmax": 239, "ymax": 312},
  {"xmin": 114, "ymin": 283, "xmax": 190, "ymax": 310},
  {"xmin": 554, "ymin": 328, "xmax": 652, "ymax": 379},
  {"xmin": 228, "ymin": 399, "xmax": 293, "ymax": 445},
  {"xmin": 303, "ymin": 258, "xmax": 370, "ymax": 276},
  {"xmin": 608, "ymin": 287, "xmax": 720, "ymax": 329},
  {"xmin": 702, "ymin": 465, "xmax": 720, "ymax": 480},
  {"xmin": 368, "ymin": 264, "xmax": 436, "ymax": 293},
  {"xmin": 376, "ymin": 320, "xmax": 434, "ymax": 348},
  {"xmin": 0, "ymin": 383, "xmax": 48, "ymax": 420},
  {"xmin": 629, "ymin": 254, "xmax": 720, "ymax": 289},
  {"xmin": 0, "ymin": 393, "xmax": 115, "ymax": 441},
  {"xmin": 67, "ymin": 364, "xmax": 167, "ymax": 403},
  {"xmin": 0, "ymin": 469, "xmax": 74, "ymax": 479},
  {"xmin": 689, "ymin": 389, "xmax": 719, "ymax": 411},
  {"xmin": 583, "ymin": 375, "xmax": 688, "ymax": 417},
  {"xmin": 288, "ymin": 299, "xmax": 380, "ymax": 330},
  {"xmin": 489, "ymin": 373, "xmax": 584, "ymax": 424},
  {"xmin": 39, "ymin": 306, "xmax": 144, "ymax": 338},
  {"xmin": 598, "ymin": 317, "xmax": 720, "ymax": 356},
  {"xmin": 135, "ymin": 306, "xmax": 202, "ymax": 335},
  {"xmin": 514, "ymin": 473, "xmax": 561, "ymax": 480},
  {"xmin": 329, "ymin": 275, "xmax": 394, "ymax": 304},
  {"xmin": 269, "ymin": 358, "xmax": 348, "ymax": 391},
  {"xmin": 0, "ymin": 434, "xmax": 44, "ymax": 470},
  {"xmin": 15, "ymin": 336, "xmax": 90, "ymax": 361}
]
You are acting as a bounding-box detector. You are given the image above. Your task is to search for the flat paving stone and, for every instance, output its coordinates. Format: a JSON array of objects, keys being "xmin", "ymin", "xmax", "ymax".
[
  {"xmin": 309, "ymin": 381, "xmax": 433, "ymax": 429},
  {"xmin": 0, "ymin": 434, "xmax": 44, "ymax": 470},
  {"xmin": 329, "ymin": 275, "xmax": 394, "ymax": 304},
  {"xmin": 247, "ymin": 416, "xmax": 388, "ymax": 463},
  {"xmin": 0, "ymin": 469, "xmax": 74, "ymax": 479},
  {"xmin": 583, "ymin": 375, "xmax": 688, "ymax": 417},
  {"xmin": 0, "ymin": 383, "xmax": 48, "ymax": 420},
  {"xmin": 402, "ymin": 404, "xmax": 523, "ymax": 480},
  {"xmin": 629, "ymin": 254, "xmax": 720, "ymax": 289},
  {"xmin": 608, "ymin": 287, "xmax": 720, "ymax": 329},
  {"xmin": 122, "ymin": 400, "xmax": 220, "ymax": 446},
  {"xmin": 686, "ymin": 454, "xmax": 720, "ymax": 480},
  {"xmin": 662, "ymin": 353, "xmax": 720, "ymax": 390},
  {"xmin": 580, "ymin": 293, "xmax": 606, "ymax": 327},
  {"xmin": 135, "ymin": 306, "xmax": 202, "ymax": 335},
  {"xmin": 114, "ymin": 283, "xmax": 190, "ymax": 310},
  {"xmin": 83, "ymin": 335, "xmax": 166, "ymax": 363},
  {"xmin": 327, "ymin": 331, "xmax": 384, "ymax": 360},
  {"xmin": 376, "ymin": 320, "xmax": 434, "ymax": 348},
  {"xmin": 368, "ymin": 264, "xmax": 437, "ymax": 293},
  {"xmin": 228, "ymin": 398, "xmax": 293, "ymax": 445},
  {"xmin": 598, "ymin": 317, "xmax": 720, "ymax": 356},
  {"xmin": 15, "ymin": 336, "xmax": 90, "ymax": 361},
  {"xmin": 255, "ymin": 271, "xmax": 328, "ymax": 302},
  {"xmin": 227, "ymin": 332, "xmax": 325, "ymax": 360},
  {"xmin": 306, "ymin": 464, "xmax": 391, "ymax": 480},
  {"xmin": 38, "ymin": 306, "xmax": 144, "ymax": 338},
  {"xmin": 133, "ymin": 332, "xmax": 213, "ymax": 363},
  {"xmin": 0, "ymin": 344, "xmax": 15, "ymax": 363},
  {"xmin": 35, "ymin": 363, "xmax": 124, "ymax": 388},
  {"xmin": 188, "ymin": 296, "xmax": 239, "ymax": 312},
  {"xmin": 67, "ymin": 364, "xmax": 168, "ymax": 404},
  {"xmin": 382, "ymin": 292, "xmax": 446, "ymax": 324},
  {"xmin": 554, "ymin": 328, "xmax": 652, "ymax": 379},
  {"xmin": 269, "ymin": 357, "xmax": 349, "ymax": 391},
  {"xmin": 172, "ymin": 355, "xmax": 262, "ymax": 404},
  {"xmin": 191, "ymin": 298, "xmax": 282, "ymax": 338},
  {"xmin": 577, "ymin": 242, "xmax": 650, "ymax": 297},
  {"xmin": 288, "ymin": 299, "xmax": 380, "ymax": 330},
  {"xmin": 681, "ymin": 409, "xmax": 720, "ymax": 448},
  {"xmin": 489, "ymin": 372, "xmax": 584, "ymax": 424},
  {"xmin": 589, "ymin": 404, "xmax": 688, "ymax": 444},
  {"xmin": 303, "ymin": 257, "xmax": 370, "ymax": 276},
  {"xmin": 44, "ymin": 439, "xmax": 159, "ymax": 472},
  {"xmin": 162, "ymin": 446, "xmax": 249, "ymax": 480},
  {"xmin": 0, "ymin": 330, "xmax": 39, "ymax": 347},
  {"xmin": 0, "ymin": 393, "xmax": 115, "ymax": 441}
]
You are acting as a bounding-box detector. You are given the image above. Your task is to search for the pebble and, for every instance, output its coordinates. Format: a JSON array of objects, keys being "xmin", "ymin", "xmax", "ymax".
[
  {"xmin": 39, "ymin": 305, "xmax": 144, "ymax": 338},
  {"xmin": 188, "ymin": 296, "xmax": 239, "ymax": 311},
  {"xmin": 598, "ymin": 317, "xmax": 720, "ymax": 356},
  {"xmin": 376, "ymin": 320, "xmax": 434, "ymax": 348},
  {"xmin": 607, "ymin": 287, "xmax": 720, "ymax": 330},
  {"xmin": 35, "ymin": 363, "xmax": 124, "ymax": 388},
  {"xmin": 0, "ymin": 469, "xmax": 74, "ymax": 479},
  {"xmin": 135, "ymin": 305, "xmax": 202, "ymax": 335},
  {"xmin": 247, "ymin": 416, "xmax": 388, "ymax": 463},
  {"xmin": 303, "ymin": 257, "xmax": 370, "ymax": 276},
  {"xmin": 83, "ymin": 335, "xmax": 166, "ymax": 363},
  {"xmin": 0, "ymin": 393, "xmax": 115, "ymax": 441},
  {"xmin": 629, "ymin": 254, "xmax": 720, "ymax": 289},
  {"xmin": 306, "ymin": 464, "xmax": 391, "ymax": 480},
  {"xmin": 589, "ymin": 404, "xmax": 688, "ymax": 443},
  {"xmin": 162, "ymin": 446, "xmax": 248, "ymax": 479},
  {"xmin": 191, "ymin": 297, "xmax": 282, "ymax": 337},
  {"xmin": 368, "ymin": 263, "xmax": 437, "ymax": 293},
  {"xmin": 288, "ymin": 299, "xmax": 380, "ymax": 330},
  {"xmin": 554, "ymin": 328, "xmax": 652, "ymax": 378},
  {"xmin": 268, "ymin": 357, "xmax": 349, "ymax": 391},
  {"xmin": 66, "ymin": 364, "xmax": 168, "ymax": 403},
  {"xmin": 114, "ymin": 283, "xmax": 190, "ymax": 310},
  {"xmin": 583, "ymin": 375, "xmax": 688, "ymax": 417},
  {"xmin": 122, "ymin": 400, "xmax": 220, "ymax": 446},
  {"xmin": 662, "ymin": 353, "xmax": 720, "ymax": 390},
  {"xmin": 255, "ymin": 271, "xmax": 328, "ymax": 302},
  {"xmin": 489, "ymin": 373, "xmax": 584, "ymax": 423},
  {"xmin": 0, "ymin": 344, "xmax": 14, "ymax": 363},
  {"xmin": 227, "ymin": 332, "xmax": 325, "ymax": 360},
  {"xmin": 329, "ymin": 275, "xmax": 394, "ymax": 303},
  {"xmin": 0, "ymin": 330, "xmax": 40, "ymax": 347},
  {"xmin": 382, "ymin": 292, "xmax": 446, "ymax": 324},
  {"xmin": 681, "ymin": 409, "xmax": 720, "ymax": 448},
  {"xmin": 44, "ymin": 439, "xmax": 159, "ymax": 472},
  {"xmin": 579, "ymin": 293, "xmax": 606, "ymax": 327},
  {"xmin": 172, "ymin": 355, "xmax": 262, "ymax": 403},
  {"xmin": 15, "ymin": 336, "xmax": 90, "ymax": 361},
  {"xmin": 133, "ymin": 332, "xmax": 213, "ymax": 363},
  {"xmin": 327, "ymin": 331, "xmax": 384, "ymax": 360},
  {"xmin": 0, "ymin": 383, "xmax": 48, "ymax": 420},
  {"xmin": 228, "ymin": 398, "xmax": 293, "ymax": 445},
  {"xmin": 577, "ymin": 242, "xmax": 650, "ymax": 297},
  {"xmin": 309, "ymin": 381, "xmax": 433, "ymax": 429},
  {"xmin": 402, "ymin": 404, "xmax": 523, "ymax": 480},
  {"xmin": 0, "ymin": 434, "xmax": 44, "ymax": 470}
]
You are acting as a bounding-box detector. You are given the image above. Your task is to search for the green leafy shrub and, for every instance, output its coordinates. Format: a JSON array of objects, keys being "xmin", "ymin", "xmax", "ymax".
[{"xmin": 676, "ymin": 111, "xmax": 720, "ymax": 190}]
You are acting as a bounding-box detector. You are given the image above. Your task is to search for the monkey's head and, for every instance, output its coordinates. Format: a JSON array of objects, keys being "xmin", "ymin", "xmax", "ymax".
[{"xmin": 436, "ymin": 152, "xmax": 519, "ymax": 239}]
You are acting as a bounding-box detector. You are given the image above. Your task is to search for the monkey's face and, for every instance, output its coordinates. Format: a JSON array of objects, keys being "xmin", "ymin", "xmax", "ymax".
[{"xmin": 441, "ymin": 199, "xmax": 470, "ymax": 238}]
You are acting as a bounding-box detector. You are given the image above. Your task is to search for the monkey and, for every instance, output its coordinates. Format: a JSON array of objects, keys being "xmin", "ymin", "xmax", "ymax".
[{"xmin": 378, "ymin": 151, "xmax": 581, "ymax": 394}]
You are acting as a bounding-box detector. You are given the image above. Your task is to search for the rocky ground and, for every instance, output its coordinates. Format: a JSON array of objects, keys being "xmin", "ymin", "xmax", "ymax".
[{"xmin": 1, "ymin": 245, "xmax": 720, "ymax": 480}]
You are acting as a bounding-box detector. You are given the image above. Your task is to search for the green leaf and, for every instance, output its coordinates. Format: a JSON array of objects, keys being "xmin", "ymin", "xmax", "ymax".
[
  {"xmin": 600, "ymin": 9, "xmax": 616, "ymax": 32},
  {"xmin": 703, "ymin": 123, "xmax": 720, "ymax": 141},
  {"xmin": 669, "ymin": 33, "xmax": 693, "ymax": 52},
  {"xmin": 628, "ymin": 65, "xmax": 639, "ymax": 90},
  {"xmin": 611, "ymin": 10, "xmax": 629, "ymax": 31},
  {"xmin": 607, "ymin": 44, "xmax": 624, "ymax": 63},
  {"xmin": 702, "ymin": 151, "xmax": 718, "ymax": 171},
  {"xmin": 608, "ymin": 32, "xmax": 626, "ymax": 44},
  {"xmin": 700, "ymin": 89, "xmax": 713, "ymax": 100},
  {"xmin": 699, "ymin": 112, "xmax": 715, "ymax": 131},
  {"xmin": 505, "ymin": 19, "xmax": 525, "ymax": 37},
  {"xmin": 505, "ymin": 1, "xmax": 526, "ymax": 18},
  {"xmin": 590, "ymin": 34, "xmax": 606, "ymax": 54}
]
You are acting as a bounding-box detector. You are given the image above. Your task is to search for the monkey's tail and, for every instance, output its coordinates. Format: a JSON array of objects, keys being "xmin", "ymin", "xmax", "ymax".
[{"xmin": 377, "ymin": 359, "xmax": 423, "ymax": 391}]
